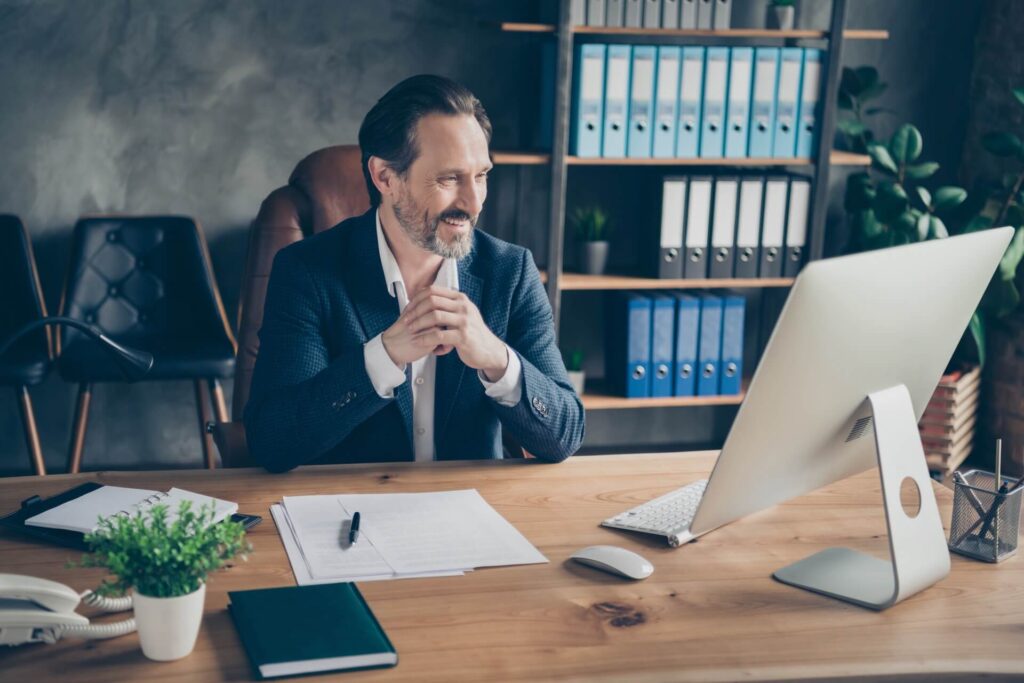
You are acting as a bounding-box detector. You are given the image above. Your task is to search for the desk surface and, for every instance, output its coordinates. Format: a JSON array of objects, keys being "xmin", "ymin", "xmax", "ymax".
[{"xmin": 0, "ymin": 452, "xmax": 1022, "ymax": 682}]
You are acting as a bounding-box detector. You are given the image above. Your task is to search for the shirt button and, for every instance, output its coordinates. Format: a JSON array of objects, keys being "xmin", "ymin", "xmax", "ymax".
[
  {"xmin": 416, "ymin": 427, "xmax": 426, "ymax": 436},
  {"xmin": 415, "ymin": 377, "xmax": 425, "ymax": 386}
]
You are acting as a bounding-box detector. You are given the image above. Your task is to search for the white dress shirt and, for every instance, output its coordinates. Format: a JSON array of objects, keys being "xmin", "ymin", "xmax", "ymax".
[{"xmin": 363, "ymin": 211, "xmax": 523, "ymax": 461}]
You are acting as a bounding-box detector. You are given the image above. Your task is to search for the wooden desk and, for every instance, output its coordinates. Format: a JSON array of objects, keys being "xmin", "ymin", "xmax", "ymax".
[{"xmin": 1, "ymin": 452, "xmax": 1022, "ymax": 681}]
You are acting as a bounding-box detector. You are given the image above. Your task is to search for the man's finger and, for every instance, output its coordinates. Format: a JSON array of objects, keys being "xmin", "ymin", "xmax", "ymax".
[
  {"xmin": 404, "ymin": 294, "xmax": 461, "ymax": 325},
  {"xmin": 408, "ymin": 310, "xmax": 460, "ymax": 334}
]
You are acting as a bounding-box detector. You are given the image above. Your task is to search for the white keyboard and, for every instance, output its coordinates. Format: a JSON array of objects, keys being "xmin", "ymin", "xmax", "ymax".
[{"xmin": 602, "ymin": 479, "xmax": 708, "ymax": 547}]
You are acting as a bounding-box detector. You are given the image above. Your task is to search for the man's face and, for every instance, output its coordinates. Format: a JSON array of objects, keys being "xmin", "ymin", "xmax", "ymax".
[{"xmin": 390, "ymin": 113, "xmax": 492, "ymax": 260}]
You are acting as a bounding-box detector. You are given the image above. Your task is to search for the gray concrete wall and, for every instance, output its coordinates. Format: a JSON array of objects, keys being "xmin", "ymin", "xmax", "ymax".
[{"xmin": 0, "ymin": 0, "xmax": 984, "ymax": 472}]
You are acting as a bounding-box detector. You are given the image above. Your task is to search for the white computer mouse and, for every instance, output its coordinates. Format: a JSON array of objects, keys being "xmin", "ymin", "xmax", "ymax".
[{"xmin": 570, "ymin": 545, "xmax": 654, "ymax": 580}]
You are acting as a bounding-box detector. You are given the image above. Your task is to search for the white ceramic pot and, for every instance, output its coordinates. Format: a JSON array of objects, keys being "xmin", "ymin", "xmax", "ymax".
[
  {"xmin": 567, "ymin": 370, "xmax": 586, "ymax": 396},
  {"xmin": 133, "ymin": 583, "xmax": 206, "ymax": 661}
]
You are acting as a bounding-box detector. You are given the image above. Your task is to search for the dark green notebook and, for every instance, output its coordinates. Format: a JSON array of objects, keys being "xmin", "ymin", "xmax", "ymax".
[{"xmin": 229, "ymin": 583, "xmax": 397, "ymax": 679}]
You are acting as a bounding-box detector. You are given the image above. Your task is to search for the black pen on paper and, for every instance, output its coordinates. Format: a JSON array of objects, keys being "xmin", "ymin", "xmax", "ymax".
[{"xmin": 349, "ymin": 511, "xmax": 361, "ymax": 545}]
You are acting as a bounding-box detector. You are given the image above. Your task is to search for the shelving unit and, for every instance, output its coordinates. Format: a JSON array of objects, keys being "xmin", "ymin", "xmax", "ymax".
[
  {"xmin": 492, "ymin": 150, "xmax": 871, "ymax": 166},
  {"xmin": 502, "ymin": 0, "xmax": 874, "ymax": 415}
]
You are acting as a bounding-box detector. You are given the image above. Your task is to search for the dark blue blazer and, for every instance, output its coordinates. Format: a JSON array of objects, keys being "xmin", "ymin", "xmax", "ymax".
[{"xmin": 244, "ymin": 209, "xmax": 585, "ymax": 472}]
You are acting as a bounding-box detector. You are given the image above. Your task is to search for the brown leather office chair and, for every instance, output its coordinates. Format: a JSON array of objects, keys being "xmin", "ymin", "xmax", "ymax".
[
  {"xmin": 213, "ymin": 144, "xmax": 528, "ymax": 466},
  {"xmin": 212, "ymin": 146, "xmax": 370, "ymax": 466}
]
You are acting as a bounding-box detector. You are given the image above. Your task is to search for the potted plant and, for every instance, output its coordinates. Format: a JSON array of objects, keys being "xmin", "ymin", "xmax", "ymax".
[
  {"xmin": 570, "ymin": 205, "xmax": 612, "ymax": 275},
  {"xmin": 767, "ymin": 0, "xmax": 796, "ymax": 30},
  {"xmin": 563, "ymin": 348, "xmax": 586, "ymax": 395},
  {"xmin": 74, "ymin": 501, "xmax": 250, "ymax": 661}
]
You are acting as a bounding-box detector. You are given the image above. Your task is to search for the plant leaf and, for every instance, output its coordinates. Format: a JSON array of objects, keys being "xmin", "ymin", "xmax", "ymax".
[
  {"xmin": 914, "ymin": 212, "xmax": 931, "ymax": 241},
  {"xmin": 836, "ymin": 119, "xmax": 867, "ymax": 136},
  {"xmin": 982, "ymin": 131, "xmax": 1023, "ymax": 158},
  {"xmin": 964, "ymin": 214, "xmax": 995, "ymax": 233},
  {"xmin": 929, "ymin": 215, "xmax": 949, "ymax": 239},
  {"xmin": 889, "ymin": 124, "xmax": 923, "ymax": 164},
  {"xmin": 838, "ymin": 92, "xmax": 854, "ymax": 110},
  {"xmin": 904, "ymin": 162, "xmax": 940, "ymax": 180},
  {"xmin": 853, "ymin": 66, "xmax": 879, "ymax": 90},
  {"xmin": 932, "ymin": 186, "xmax": 968, "ymax": 212},
  {"xmin": 864, "ymin": 106, "xmax": 897, "ymax": 116},
  {"xmin": 859, "ymin": 82, "xmax": 888, "ymax": 101},
  {"xmin": 868, "ymin": 143, "xmax": 899, "ymax": 174},
  {"xmin": 915, "ymin": 186, "xmax": 932, "ymax": 210},
  {"xmin": 1013, "ymin": 87, "xmax": 1024, "ymax": 109},
  {"xmin": 998, "ymin": 225, "xmax": 1024, "ymax": 280},
  {"xmin": 873, "ymin": 181, "xmax": 909, "ymax": 223},
  {"xmin": 969, "ymin": 312, "xmax": 986, "ymax": 369},
  {"xmin": 1006, "ymin": 203, "xmax": 1024, "ymax": 227}
]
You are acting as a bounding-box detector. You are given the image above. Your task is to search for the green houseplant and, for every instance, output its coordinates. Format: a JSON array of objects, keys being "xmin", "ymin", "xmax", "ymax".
[
  {"xmin": 570, "ymin": 205, "xmax": 612, "ymax": 275},
  {"xmin": 563, "ymin": 348, "xmax": 586, "ymax": 395},
  {"xmin": 840, "ymin": 73, "xmax": 1024, "ymax": 368},
  {"xmin": 75, "ymin": 501, "xmax": 250, "ymax": 661}
]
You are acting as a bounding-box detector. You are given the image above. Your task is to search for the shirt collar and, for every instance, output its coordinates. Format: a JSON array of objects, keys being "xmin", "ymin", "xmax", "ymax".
[{"xmin": 375, "ymin": 209, "xmax": 459, "ymax": 298}]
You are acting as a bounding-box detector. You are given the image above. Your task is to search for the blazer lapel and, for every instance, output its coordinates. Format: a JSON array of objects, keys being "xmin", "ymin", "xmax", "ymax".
[
  {"xmin": 434, "ymin": 259, "xmax": 483, "ymax": 455},
  {"xmin": 343, "ymin": 212, "xmax": 413, "ymax": 452}
]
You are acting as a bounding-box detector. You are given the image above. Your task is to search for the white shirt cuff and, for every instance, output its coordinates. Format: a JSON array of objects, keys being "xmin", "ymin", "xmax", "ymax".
[
  {"xmin": 364, "ymin": 333, "xmax": 407, "ymax": 398},
  {"xmin": 478, "ymin": 345, "xmax": 523, "ymax": 407}
]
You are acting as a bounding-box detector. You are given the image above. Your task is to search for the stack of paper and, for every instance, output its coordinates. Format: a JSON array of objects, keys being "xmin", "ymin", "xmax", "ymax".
[
  {"xmin": 920, "ymin": 365, "xmax": 981, "ymax": 476},
  {"xmin": 270, "ymin": 489, "xmax": 547, "ymax": 584}
]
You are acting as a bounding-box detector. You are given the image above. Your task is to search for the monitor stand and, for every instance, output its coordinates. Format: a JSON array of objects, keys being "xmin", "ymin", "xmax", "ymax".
[{"xmin": 772, "ymin": 384, "xmax": 951, "ymax": 610}]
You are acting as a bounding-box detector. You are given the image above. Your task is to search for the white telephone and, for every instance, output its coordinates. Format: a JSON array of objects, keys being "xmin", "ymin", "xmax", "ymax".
[{"xmin": 0, "ymin": 574, "xmax": 136, "ymax": 646}]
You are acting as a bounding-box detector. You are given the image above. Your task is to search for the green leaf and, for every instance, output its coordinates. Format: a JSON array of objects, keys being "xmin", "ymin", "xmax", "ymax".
[
  {"xmin": 836, "ymin": 119, "xmax": 867, "ymax": 136},
  {"xmin": 998, "ymin": 225, "xmax": 1024, "ymax": 280},
  {"xmin": 968, "ymin": 312, "xmax": 986, "ymax": 369},
  {"xmin": 914, "ymin": 213, "xmax": 931, "ymax": 241},
  {"xmin": 929, "ymin": 216, "xmax": 949, "ymax": 239},
  {"xmin": 915, "ymin": 187, "xmax": 932, "ymax": 210},
  {"xmin": 838, "ymin": 92, "xmax": 854, "ymax": 110},
  {"xmin": 859, "ymin": 82, "xmax": 888, "ymax": 101},
  {"xmin": 873, "ymin": 181, "xmax": 909, "ymax": 223},
  {"xmin": 982, "ymin": 131, "xmax": 1023, "ymax": 158},
  {"xmin": 932, "ymin": 186, "xmax": 968, "ymax": 212},
  {"xmin": 1006, "ymin": 203, "xmax": 1024, "ymax": 227},
  {"xmin": 864, "ymin": 106, "xmax": 897, "ymax": 117},
  {"xmin": 1013, "ymin": 87, "xmax": 1024, "ymax": 109},
  {"xmin": 889, "ymin": 124, "xmax": 923, "ymax": 164},
  {"xmin": 963, "ymin": 214, "xmax": 995, "ymax": 233},
  {"xmin": 904, "ymin": 162, "xmax": 940, "ymax": 180},
  {"xmin": 853, "ymin": 66, "xmax": 879, "ymax": 90},
  {"xmin": 868, "ymin": 143, "xmax": 899, "ymax": 175}
]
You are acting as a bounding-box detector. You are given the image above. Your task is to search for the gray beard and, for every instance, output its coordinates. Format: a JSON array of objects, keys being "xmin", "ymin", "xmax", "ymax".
[{"xmin": 393, "ymin": 199, "xmax": 474, "ymax": 261}]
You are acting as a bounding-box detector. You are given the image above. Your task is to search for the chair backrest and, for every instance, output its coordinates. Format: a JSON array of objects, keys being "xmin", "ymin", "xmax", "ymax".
[
  {"xmin": 232, "ymin": 145, "xmax": 370, "ymax": 420},
  {"xmin": 0, "ymin": 215, "xmax": 50, "ymax": 360},
  {"xmin": 57, "ymin": 215, "xmax": 236, "ymax": 378}
]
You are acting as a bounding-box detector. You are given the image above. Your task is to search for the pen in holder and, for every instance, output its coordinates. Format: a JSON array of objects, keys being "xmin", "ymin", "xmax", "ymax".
[{"xmin": 948, "ymin": 469, "xmax": 1023, "ymax": 563}]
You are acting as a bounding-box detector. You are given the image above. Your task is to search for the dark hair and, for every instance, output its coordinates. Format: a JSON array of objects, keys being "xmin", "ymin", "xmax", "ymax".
[{"xmin": 358, "ymin": 74, "xmax": 493, "ymax": 207}]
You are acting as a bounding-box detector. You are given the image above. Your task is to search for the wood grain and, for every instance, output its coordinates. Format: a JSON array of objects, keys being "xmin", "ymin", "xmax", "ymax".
[{"xmin": 0, "ymin": 453, "xmax": 1021, "ymax": 681}]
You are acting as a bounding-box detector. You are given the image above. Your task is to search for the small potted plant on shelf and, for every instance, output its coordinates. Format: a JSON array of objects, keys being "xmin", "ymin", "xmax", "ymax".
[
  {"xmin": 767, "ymin": 0, "xmax": 796, "ymax": 30},
  {"xmin": 570, "ymin": 205, "xmax": 612, "ymax": 275},
  {"xmin": 563, "ymin": 348, "xmax": 586, "ymax": 395},
  {"xmin": 73, "ymin": 501, "xmax": 250, "ymax": 662}
]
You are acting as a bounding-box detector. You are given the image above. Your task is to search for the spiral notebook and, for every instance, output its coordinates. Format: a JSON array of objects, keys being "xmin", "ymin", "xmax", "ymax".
[{"xmin": 24, "ymin": 485, "xmax": 238, "ymax": 534}]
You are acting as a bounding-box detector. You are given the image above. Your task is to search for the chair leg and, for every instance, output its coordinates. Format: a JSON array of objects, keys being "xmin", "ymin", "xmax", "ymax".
[
  {"xmin": 208, "ymin": 378, "xmax": 229, "ymax": 424},
  {"xmin": 67, "ymin": 383, "xmax": 92, "ymax": 474},
  {"xmin": 194, "ymin": 379, "xmax": 217, "ymax": 469},
  {"xmin": 16, "ymin": 386, "xmax": 46, "ymax": 476}
]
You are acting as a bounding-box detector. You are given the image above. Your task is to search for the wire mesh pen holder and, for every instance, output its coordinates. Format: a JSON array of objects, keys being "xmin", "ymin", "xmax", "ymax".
[{"xmin": 949, "ymin": 470, "xmax": 1023, "ymax": 563}]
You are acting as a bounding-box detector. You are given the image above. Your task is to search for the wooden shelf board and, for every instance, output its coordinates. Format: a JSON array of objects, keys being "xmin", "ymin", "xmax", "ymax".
[
  {"xmin": 582, "ymin": 384, "xmax": 746, "ymax": 410},
  {"xmin": 492, "ymin": 150, "xmax": 550, "ymax": 165},
  {"xmin": 494, "ymin": 151, "xmax": 869, "ymax": 166},
  {"xmin": 546, "ymin": 272, "xmax": 795, "ymax": 290},
  {"xmin": 499, "ymin": 23, "xmax": 888, "ymax": 40}
]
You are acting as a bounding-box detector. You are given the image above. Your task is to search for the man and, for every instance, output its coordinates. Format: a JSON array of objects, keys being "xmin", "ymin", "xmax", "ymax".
[{"xmin": 245, "ymin": 74, "xmax": 585, "ymax": 472}]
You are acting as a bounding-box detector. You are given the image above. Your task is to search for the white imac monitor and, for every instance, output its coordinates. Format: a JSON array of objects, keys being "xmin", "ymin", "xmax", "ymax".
[{"xmin": 692, "ymin": 227, "xmax": 1013, "ymax": 609}]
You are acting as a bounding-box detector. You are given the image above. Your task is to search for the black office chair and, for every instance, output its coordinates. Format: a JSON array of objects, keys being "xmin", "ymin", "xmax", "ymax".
[
  {"xmin": 0, "ymin": 215, "xmax": 51, "ymax": 475},
  {"xmin": 57, "ymin": 216, "xmax": 236, "ymax": 472}
]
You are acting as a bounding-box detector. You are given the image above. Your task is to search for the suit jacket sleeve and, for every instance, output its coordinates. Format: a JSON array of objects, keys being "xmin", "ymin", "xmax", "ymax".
[
  {"xmin": 491, "ymin": 250, "xmax": 585, "ymax": 461},
  {"xmin": 244, "ymin": 247, "xmax": 394, "ymax": 472}
]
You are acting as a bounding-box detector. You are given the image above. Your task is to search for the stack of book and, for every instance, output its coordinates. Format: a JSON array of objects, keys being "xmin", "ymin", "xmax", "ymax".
[{"xmin": 919, "ymin": 365, "xmax": 981, "ymax": 476}]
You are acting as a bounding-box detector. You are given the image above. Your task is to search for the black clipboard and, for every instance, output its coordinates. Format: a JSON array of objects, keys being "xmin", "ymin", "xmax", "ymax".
[{"xmin": 0, "ymin": 482, "xmax": 262, "ymax": 551}]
